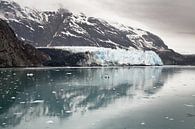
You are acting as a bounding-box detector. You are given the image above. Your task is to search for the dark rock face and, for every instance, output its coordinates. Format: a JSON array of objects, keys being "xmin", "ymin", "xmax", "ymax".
[
  {"xmin": 0, "ymin": 19, "xmax": 49, "ymax": 67},
  {"xmin": 39, "ymin": 48, "xmax": 89, "ymax": 66},
  {"xmin": 156, "ymin": 50, "xmax": 195, "ymax": 65}
]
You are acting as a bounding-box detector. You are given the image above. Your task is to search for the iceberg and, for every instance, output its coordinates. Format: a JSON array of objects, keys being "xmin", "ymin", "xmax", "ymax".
[{"xmin": 40, "ymin": 46, "xmax": 163, "ymax": 66}]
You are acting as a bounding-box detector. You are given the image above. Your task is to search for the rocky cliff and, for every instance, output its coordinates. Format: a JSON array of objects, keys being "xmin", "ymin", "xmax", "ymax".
[{"xmin": 0, "ymin": 19, "xmax": 49, "ymax": 67}]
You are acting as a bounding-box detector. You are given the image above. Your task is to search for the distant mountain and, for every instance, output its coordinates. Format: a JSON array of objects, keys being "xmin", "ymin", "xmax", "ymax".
[
  {"xmin": 0, "ymin": 19, "xmax": 49, "ymax": 67},
  {"xmin": 1, "ymin": 0, "xmax": 195, "ymax": 65}
]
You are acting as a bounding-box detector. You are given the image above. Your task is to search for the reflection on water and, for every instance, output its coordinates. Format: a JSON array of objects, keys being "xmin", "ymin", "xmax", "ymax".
[{"xmin": 0, "ymin": 67, "xmax": 195, "ymax": 129}]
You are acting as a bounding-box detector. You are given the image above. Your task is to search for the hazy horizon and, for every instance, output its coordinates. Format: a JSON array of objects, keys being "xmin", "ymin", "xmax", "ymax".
[{"xmin": 13, "ymin": 0, "xmax": 195, "ymax": 54}]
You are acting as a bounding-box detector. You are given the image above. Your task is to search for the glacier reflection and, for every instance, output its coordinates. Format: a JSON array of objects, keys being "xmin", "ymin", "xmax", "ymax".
[{"xmin": 0, "ymin": 67, "xmax": 165, "ymax": 128}]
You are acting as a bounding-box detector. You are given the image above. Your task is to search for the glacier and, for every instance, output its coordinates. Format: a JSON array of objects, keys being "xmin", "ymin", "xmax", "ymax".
[{"xmin": 39, "ymin": 46, "xmax": 163, "ymax": 66}]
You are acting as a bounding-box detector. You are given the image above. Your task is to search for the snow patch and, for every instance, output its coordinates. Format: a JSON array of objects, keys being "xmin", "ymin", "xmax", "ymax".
[
  {"xmin": 38, "ymin": 25, "xmax": 44, "ymax": 29},
  {"xmin": 61, "ymin": 31, "xmax": 78, "ymax": 37},
  {"xmin": 0, "ymin": 13, "xmax": 7, "ymax": 20},
  {"xmin": 25, "ymin": 25, "xmax": 35, "ymax": 31}
]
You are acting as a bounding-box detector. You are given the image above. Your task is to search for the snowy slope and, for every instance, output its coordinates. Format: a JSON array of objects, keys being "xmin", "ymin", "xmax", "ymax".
[{"xmin": 0, "ymin": 0, "xmax": 168, "ymax": 50}]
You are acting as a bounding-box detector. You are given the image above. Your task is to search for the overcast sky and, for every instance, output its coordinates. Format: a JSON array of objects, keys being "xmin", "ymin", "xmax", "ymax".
[{"xmin": 14, "ymin": 0, "xmax": 195, "ymax": 54}]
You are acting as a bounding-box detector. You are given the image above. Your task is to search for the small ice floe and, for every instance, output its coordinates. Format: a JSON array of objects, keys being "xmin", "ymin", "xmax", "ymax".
[
  {"xmin": 169, "ymin": 118, "xmax": 174, "ymax": 121},
  {"xmin": 164, "ymin": 116, "xmax": 174, "ymax": 121},
  {"xmin": 65, "ymin": 110, "xmax": 72, "ymax": 114},
  {"xmin": 20, "ymin": 101, "xmax": 26, "ymax": 104},
  {"xmin": 46, "ymin": 120, "xmax": 54, "ymax": 124},
  {"xmin": 184, "ymin": 104, "xmax": 195, "ymax": 107},
  {"xmin": 2, "ymin": 123, "xmax": 6, "ymax": 126},
  {"xmin": 11, "ymin": 97, "xmax": 16, "ymax": 100},
  {"xmin": 30, "ymin": 100, "xmax": 44, "ymax": 104},
  {"xmin": 14, "ymin": 112, "xmax": 22, "ymax": 116},
  {"xmin": 140, "ymin": 122, "xmax": 145, "ymax": 125},
  {"xmin": 0, "ymin": 106, "xmax": 2, "ymax": 109},
  {"xmin": 66, "ymin": 72, "xmax": 72, "ymax": 75},
  {"xmin": 13, "ymin": 73, "xmax": 16, "ymax": 76},
  {"xmin": 52, "ymin": 91, "xmax": 57, "ymax": 94},
  {"xmin": 55, "ymin": 69, "xmax": 60, "ymax": 72},
  {"xmin": 27, "ymin": 73, "xmax": 34, "ymax": 77}
]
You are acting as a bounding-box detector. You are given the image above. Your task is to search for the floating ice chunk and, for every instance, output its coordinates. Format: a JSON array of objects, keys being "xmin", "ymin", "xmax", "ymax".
[
  {"xmin": 184, "ymin": 104, "xmax": 195, "ymax": 107},
  {"xmin": 11, "ymin": 97, "xmax": 16, "ymax": 99},
  {"xmin": 66, "ymin": 73, "xmax": 72, "ymax": 75},
  {"xmin": 46, "ymin": 120, "xmax": 54, "ymax": 124},
  {"xmin": 52, "ymin": 91, "xmax": 57, "ymax": 94},
  {"xmin": 27, "ymin": 73, "xmax": 34, "ymax": 77},
  {"xmin": 140, "ymin": 122, "xmax": 145, "ymax": 125},
  {"xmin": 30, "ymin": 100, "xmax": 44, "ymax": 104},
  {"xmin": 2, "ymin": 123, "xmax": 6, "ymax": 126},
  {"xmin": 65, "ymin": 110, "xmax": 72, "ymax": 113},
  {"xmin": 169, "ymin": 118, "xmax": 174, "ymax": 121},
  {"xmin": 14, "ymin": 112, "xmax": 22, "ymax": 116}
]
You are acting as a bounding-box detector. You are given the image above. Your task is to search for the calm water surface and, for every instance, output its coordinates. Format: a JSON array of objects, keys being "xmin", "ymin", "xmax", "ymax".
[{"xmin": 0, "ymin": 66, "xmax": 195, "ymax": 129}]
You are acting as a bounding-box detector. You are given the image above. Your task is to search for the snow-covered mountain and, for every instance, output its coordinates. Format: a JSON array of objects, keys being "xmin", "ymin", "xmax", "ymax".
[
  {"xmin": 0, "ymin": 0, "xmax": 168, "ymax": 50},
  {"xmin": 1, "ymin": 0, "xmax": 195, "ymax": 66}
]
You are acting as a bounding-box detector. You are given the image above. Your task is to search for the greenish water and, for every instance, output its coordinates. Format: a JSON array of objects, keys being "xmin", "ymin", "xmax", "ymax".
[{"xmin": 0, "ymin": 67, "xmax": 195, "ymax": 129}]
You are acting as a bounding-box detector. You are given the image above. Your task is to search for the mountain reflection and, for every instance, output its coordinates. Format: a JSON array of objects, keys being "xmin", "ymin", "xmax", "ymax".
[{"xmin": 0, "ymin": 67, "xmax": 168, "ymax": 127}]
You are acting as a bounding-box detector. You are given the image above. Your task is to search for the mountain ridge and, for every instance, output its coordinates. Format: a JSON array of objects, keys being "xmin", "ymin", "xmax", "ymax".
[
  {"xmin": 1, "ymin": 0, "xmax": 195, "ymax": 65},
  {"xmin": 0, "ymin": 0, "xmax": 168, "ymax": 50}
]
